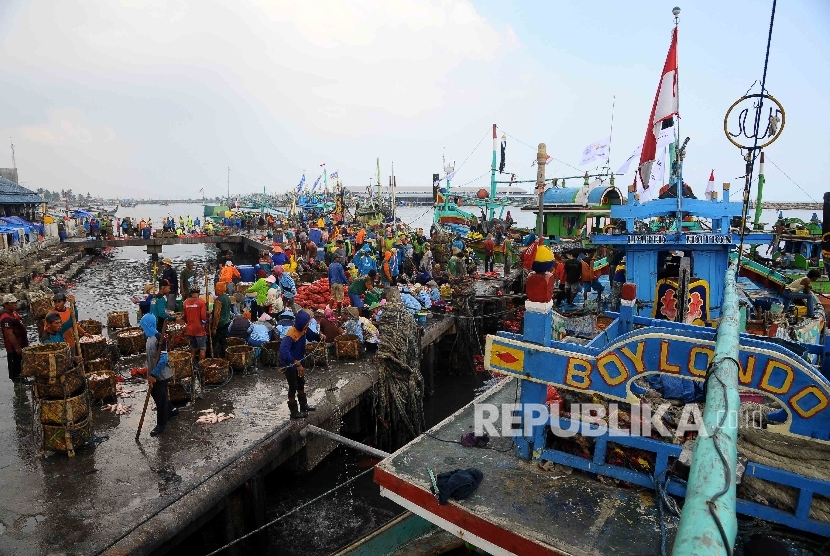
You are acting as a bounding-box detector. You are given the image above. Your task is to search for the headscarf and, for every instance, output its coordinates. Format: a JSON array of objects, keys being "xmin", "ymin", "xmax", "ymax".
[
  {"xmin": 140, "ymin": 313, "xmax": 160, "ymax": 338},
  {"xmin": 274, "ymin": 265, "xmax": 284, "ymax": 276}
]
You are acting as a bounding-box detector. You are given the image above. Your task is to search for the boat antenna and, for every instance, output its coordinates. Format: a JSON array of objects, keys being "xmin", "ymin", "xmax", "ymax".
[
  {"xmin": 227, "ymin": 167, "xmax": 230, "ymax": 201},
  {"xmin": 608, "ymin": 96, "xmax": 615, "ymax": 167},
  {"xmin": 10, "ymin": 138, "xmax": 16, "ymax": 169},
  {"xmin": 736, "ymin": 0, "xmax": 777, "ymax": 266}
]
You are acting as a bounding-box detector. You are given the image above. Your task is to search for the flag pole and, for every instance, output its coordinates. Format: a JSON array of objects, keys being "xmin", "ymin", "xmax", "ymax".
[
  {"xmin": 673, "ymin": 7, "xmax": 682, "ymax": 226},
  {"xmin": 489, "ymin": 123, "xmax": 497, "ymax": 220}
]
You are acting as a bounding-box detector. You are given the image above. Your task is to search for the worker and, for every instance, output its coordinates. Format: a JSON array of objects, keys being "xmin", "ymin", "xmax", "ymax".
[
  {"xmin": 227, "ymin": 313, "xmax": 253, "ymax": 341},
  {"xmin": 246, "ymin": 274, "xmax": 272, "ymax": 319},
  {"xmin": 151, "ymin": 278, "xmax": 177, "ymax": 332},
  {"xmin": 248, "ymin": 314, "xmax": 275, "ymax": 347},
  {"xmin": 211, "ymin": 282, "xmax": 233, "ymax": 358},
  {"xmin": 219, "ymin": 260, "xmax": 241, "ymax": 295},
  {"xmin": 563, "ymin": 253, "xmax": 583, "ymax": 306},
  {"xmin": 314, "ymin": 309, "xmax": 343, "ymax": 343},
  {"xmin": 183, "ymin": 286, "xmax": 208, "ymax": 365},
  {"xmin": 274, "ymin": 266, "xmax": 297, "ymax": 312},
  {"xmin": 783, "ymin": 269, "xmax": 820, "ymax": 317},
  {"xmin": 51, "ymin": 292, "xmax": 87, "ymax": 349},
  {"xmin": 447, "ymin": 247, "xmax": 465, "ymax": 280},
  {"xmin": 161, "ymin": 258, "xmax": 179, "ymax": 311},
  {"xmin": 328, "ymin": 253, "xmax": 349, "ymax": 314},
  {"xmin": 42, "ymin": 312, "xmax": 77, "ymax": 344},
  {"xmin": 348, "ymin": 270, "xmax": 377, "ymax": 308},
  {"xmin": 180, "ymin": 260, "xmax": 197, "ymax": 294},
  {"xmin": 1, "ymin": 294, "xmax": 29, "ymax": 382},
  {"xmin": 381, "ymin": 251, "xmax": 393, "ymax": 286},
  {"xmin": 278, "ymin": 310, "xmax": 315, "ymax": 419},
  {"xmin": 140, "ymin": 313, "xmax": 177, "ymax": 437},
  {"xmin": 482, "ymin": 234, "xmax": 495, "ymax": 273}
]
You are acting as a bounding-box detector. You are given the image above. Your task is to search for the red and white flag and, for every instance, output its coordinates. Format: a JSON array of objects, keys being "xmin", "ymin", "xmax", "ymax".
[
  {"xmin": 705, "ymin": 170, "xmax": 715, "ymax": 200},
  {"xmin": 638, "ymin": 27, "xmax": 679, "ymax": 192}
]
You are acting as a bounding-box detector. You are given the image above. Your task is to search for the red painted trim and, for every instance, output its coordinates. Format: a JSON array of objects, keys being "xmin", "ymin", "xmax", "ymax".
[{"xmin": 374, "ymin": 467, "xmax": 566, "ymax": 556}]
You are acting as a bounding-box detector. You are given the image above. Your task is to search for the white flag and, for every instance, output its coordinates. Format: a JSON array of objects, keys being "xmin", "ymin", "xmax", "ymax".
[
  {"xmin": 580, "ymin": 137, "xmax": 611, "ymax": 166},
  {"xmin": 637, "ymin": 149, "xmax": 665, "ymax": 202},
  {"xmin": 656, "ymin": 124, "xmax": 675, "ymax": 150},
  {"xmin": 616, "ymin": 146, "xmax": 642, "ymax": 175},
  {"xmin": 705, "ymin": 170, "xmax": 715, "ymax": 200}
]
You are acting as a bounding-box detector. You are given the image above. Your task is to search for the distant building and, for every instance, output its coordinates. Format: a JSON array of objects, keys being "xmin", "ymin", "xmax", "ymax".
[{"xmin": 0, "ymin": 175, "xmax": 44, "ymax": 220}]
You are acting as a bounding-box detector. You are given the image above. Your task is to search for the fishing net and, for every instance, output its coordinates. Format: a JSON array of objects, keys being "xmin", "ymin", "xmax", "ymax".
[{"xmin": 373, "ymin": 287, "xmax": 426, "ymax": 452}]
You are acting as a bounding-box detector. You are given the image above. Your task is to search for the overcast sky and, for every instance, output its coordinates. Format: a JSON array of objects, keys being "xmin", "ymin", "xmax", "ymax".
[{"xmin": 1, "ymin": 0, "xmax": 828, "ymax": 201}]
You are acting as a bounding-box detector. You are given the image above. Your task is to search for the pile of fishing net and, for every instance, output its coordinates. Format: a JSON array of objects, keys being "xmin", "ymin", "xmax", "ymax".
[
  {"xmin": 373, "ymin": 288, "xmax": 425, "ymax": 452},
  {"xmin": 429, "ymin": 230, "xmax": 452, "ymax": 266}
]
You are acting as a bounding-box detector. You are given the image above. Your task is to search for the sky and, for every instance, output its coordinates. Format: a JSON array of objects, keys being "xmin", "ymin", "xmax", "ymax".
[{"xmin": 0, "ymin": 0, "xmax": 828, "ymax": 201}]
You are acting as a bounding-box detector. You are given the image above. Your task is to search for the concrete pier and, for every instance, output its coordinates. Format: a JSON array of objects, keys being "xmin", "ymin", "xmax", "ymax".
[{"xmin": 0, "ymin": 316, "xmax": 456, "ymax": 556}]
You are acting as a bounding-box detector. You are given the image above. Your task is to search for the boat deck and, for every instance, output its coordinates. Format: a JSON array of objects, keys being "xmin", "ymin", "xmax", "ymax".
[{"xmin": 374, "ymin": 377, "xmax": 678, "ymax": 556}]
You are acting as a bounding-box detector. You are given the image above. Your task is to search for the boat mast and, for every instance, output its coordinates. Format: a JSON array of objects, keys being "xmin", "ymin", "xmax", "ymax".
[
  {"xmin": 376, "ymin": 158, "xmax": 381, "ymax": 201},
  {"xmin": 489, "ymin": 123, "xmax": 497, "ymax": 220},
  {"xmin": 443, "ymin": 149, "xmax": 454, "ymax": 213},
  {"xmin": 753, "ymin": 151, "xmax": 765, "ymax": 230},
  {"xmin": 391, "ymin": 161, "xmax": 396, "ymax": 223},
  {"xmin": 227, "ymin": 167, "xmax": 230, "ymax": 203}
]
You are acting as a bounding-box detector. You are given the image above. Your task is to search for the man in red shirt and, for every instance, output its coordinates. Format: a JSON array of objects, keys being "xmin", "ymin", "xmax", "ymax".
[
  {"xmin": 482, "ymin": 234, "xmax": 495, "ymax": 273},
  {"xmin": 1, "ymin": 294, "xmax": 29, "ymax": 382},
  {"xmin": 183, "ymin": 286, "xmax": 208, "ymax": 364}
]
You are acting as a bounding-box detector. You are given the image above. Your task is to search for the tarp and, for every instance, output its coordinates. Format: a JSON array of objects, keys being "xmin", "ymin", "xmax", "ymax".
[
  {"xmin": 72, "ymin": 210, "xmax": 95, "ymax": 219},
  {"xmin": 0, "ymin": 216, "xmax": 42, "ymax": 235}
]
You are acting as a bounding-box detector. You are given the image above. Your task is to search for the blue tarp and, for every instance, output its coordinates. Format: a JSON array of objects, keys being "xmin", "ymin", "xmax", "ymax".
[
  {"xmin": 0, "ymin": 216, "xmax": 43, "ymax": 235},
  {"xmin": 72, "ymin": 210, "xmax": 95, "ymax": 219}
]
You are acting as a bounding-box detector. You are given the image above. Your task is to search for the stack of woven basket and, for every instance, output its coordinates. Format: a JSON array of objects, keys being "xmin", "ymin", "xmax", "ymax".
[
  {"xmin": 167, "ymin": 351, "xmax": 195, "ymax": 403},
  {"xmin": 22, "ymin": 343, "xmax": 92, "ymax": 457}
]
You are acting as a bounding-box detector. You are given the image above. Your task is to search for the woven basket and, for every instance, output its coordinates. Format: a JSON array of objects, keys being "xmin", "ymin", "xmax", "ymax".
[
  {"xmin": 30, "ymin": 297, "xmax": 53, "ymax": 320},
  {"xmin": 259, "ymin": 341, "xmax": 281, "ymax": 367},
  {"xmin": 226, "ymin": 337, "xmax": 247, "ymax": 348},
  {"xmin": 78, "ymin": 319, "xmax": 103, "ymax": 336},
  {"xmin": 168, "ymin": 351, "xmax": 193, "ymax": 381},
  {"xmin": 226, "ymin": 345, "xmax": 253, "ymax": 371},
  {"xmin": 200, "ymin": 358, "xmax": 230, "ymax": 385},
  {"xmin": 107, "ymin": 310, "xmax": 130, "ymax": 329},
  {"xmin": 168, "ymin": 378, "xmax": 192, "ymax": 403},
  {"xmin": 85, "ymin": 357, "xmax": 111, "ymax": 374},
  {"xmin": 87, "ymin": 371, "xmax": 116, "ymax": 402},
  {"xmin": 34, "ymin": 369, "xmax": 85, "ymax": 400},
  {"xmin": 115, "ymin": 327, "xmax": 145, "ymax": 356},
  {"xmin": 306, "ymin": 341, "xmax": 328, "ymax": 367},
  {"xmin": 166, "ymin": 322, "xmax": 189, "ymax": 350},
  {"xmin": 79, "ymin": 334, "xmax": 108, "ymax": 362},
  {"xmin": 334, "ymin": 334, "xmax": 361, "ymax": 360},
  {"xmin": 22, "ymin": 343, "xmax": 73, "ymax": 379},
  {"xmin": 41, "ymin": 416, "xmax": 92, "ymax": 453},
  {"xmin": 39, "ymin": 392, "xmax": 90, "ymax": 425}
]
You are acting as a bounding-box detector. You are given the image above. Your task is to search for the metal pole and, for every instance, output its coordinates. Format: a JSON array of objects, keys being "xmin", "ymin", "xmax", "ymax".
[
  {"xmin": 673, "ymin": 262, "xmax": 739, "ymax": 556},
  {"xmin": 753, "ymin": 152, "xmax": 765, "ymax": 230},
  {"xmin": 300, "ymin": 425, "xmax": 391, "ymax": 459},
  {"xmin": 536, "ymin": 143, "xmax": 547, "ymax": 237},
  {"xmin": 490, "ymin": 124, "xmax": 497, "ymax": 221}
]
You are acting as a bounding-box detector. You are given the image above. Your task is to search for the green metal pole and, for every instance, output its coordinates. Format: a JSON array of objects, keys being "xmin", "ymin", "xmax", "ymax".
[
  {"xmin": 490, "ymin": 124, "xmax": 497, "ymax": 221},
  {"xmin": 753, "ymin": 151, "xmax": 765, "ymax": 230},
  {"xmin": 673, "ymin": 262, "xmax": 739, "ymax": 556}
]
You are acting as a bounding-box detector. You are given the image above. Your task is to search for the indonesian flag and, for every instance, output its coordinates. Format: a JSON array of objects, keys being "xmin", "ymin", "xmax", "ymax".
[
  {"xmin": 705, "ymin": 170, "xmax": 715, "ymax": 200},
  {"xmin": 638, "ymin": 27, "xmax": 679, "ymax": 192}
]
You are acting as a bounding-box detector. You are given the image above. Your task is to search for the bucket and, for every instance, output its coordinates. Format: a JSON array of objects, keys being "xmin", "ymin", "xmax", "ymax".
[
  {"xmin": 168, "ymin": 351, "xmax": 193, "ymax": 381},
  {"xmin": 237, "ymin": 265, "xmax": 256, "ymax": 282},
  {"xmin": 79, "ymin": 334, "xmax": 108, "ymax": 362},
  {"xmin": 226, "ymin": 345, "xmax": 254, "ymax": 371},
  {"xmin": 107, "ymin": 311, "xmax": 130, "ymax": 329},
  {"xmin": 78, "ymin": 319, "xmax": 103, "ymax": 336},
  {"xmin": 415, "ymin": 312, "xmax": 428, "ymax": 325},
  {"xmin": 87, "ymin": 370, "xmax": 116, "ymax": 402},
  {"xmin": 114, "ymin": 327, "xmax": 145, "ymax": 356}
]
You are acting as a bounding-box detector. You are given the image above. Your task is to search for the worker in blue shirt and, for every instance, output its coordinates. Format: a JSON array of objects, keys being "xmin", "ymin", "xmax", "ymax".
[{"xmin": 279, "ymin": 311, "xmax": 315, "ymax": 419}]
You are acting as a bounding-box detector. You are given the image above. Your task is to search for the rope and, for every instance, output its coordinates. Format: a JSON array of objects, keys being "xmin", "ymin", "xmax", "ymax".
[
  {"xmin": 500, "ymin": 130, "xmax": 581, "ymax": 171},
  {"xmin": 765, "ymin": 158, "xmax": 818, "ymax": 203},
  {"xmin": 737, "ymin": 0, "xmax": 778, "ymax": 267},
  {"xmin": 203, "ymin": 466, "xmax": 375, "ymax": 556}
]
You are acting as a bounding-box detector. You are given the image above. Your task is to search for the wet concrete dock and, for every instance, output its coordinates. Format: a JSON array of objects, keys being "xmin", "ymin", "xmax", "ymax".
[{"xmin": 0, "ymin": 315, "xmax": 456, "ymax": 556}]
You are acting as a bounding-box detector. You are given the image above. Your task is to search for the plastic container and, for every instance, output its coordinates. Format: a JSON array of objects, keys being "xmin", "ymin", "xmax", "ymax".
[{"xmin": 237, "ymin": 265, "xmax": 256, "ymax": 282}]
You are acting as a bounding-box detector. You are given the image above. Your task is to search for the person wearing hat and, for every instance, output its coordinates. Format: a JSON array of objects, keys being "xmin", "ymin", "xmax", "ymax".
[
  {"xmin": 343, "ymin": 306, "xmax": 364, "ymax": 342},
  {"xmin": 381, "ymin": 251, "xmax": 393, "ymax": 286},
  {"xmin": 278, "ymin": 309, "xmax": 315, "ymax": 419},
  {"xmin": 314, "ymin": 309, "xmax": 343, "ymax": 343},
  {"xmin": 271, "ymin": 244, "xmax": 289, "ymax": 267},
  {"xmin": 1, "ymin": 294, "xmax": 28, "ymax": 382},
  {"xmin": 140, "ymin": 313, "xmax": 177, "ymax": 437},
  {"xmin": 180, "ymin": 260, "xmax": 196, "ymax": 294},
  {"xmin": 399, "ymin": 286, "xmax": 423, "ymax": 315},
  {"xmin": 333, "ymin": 239, "xmax": 346, "ymax": 262},
  {"xmin": 183, "ymin": 285, "xmax": 208, "ymax": 363},
  {"xmin": 151, "ymin": 278, "xmax": 177, "ymax": 332},
  {"xmin": 273, "ymin": 265, "xmax": 298, "ymax": 313},
  {"xmin": 427, "ymin": 280, "xmax": 441, "ymax": 303},
  {"xmin": 211, "ymin": 281, "xmax": 234, "ymax": 358},
  {"xmin": 219, "ymin": 260, "xmax": 241, "ymax": 295},
  {"xmin": 352, "ymin": 244, "xmax": 377, "ymax": 277},
  {"xmin": 413, "ymin": 283, "xmax": 432, "ymax": 309},
  {"xmin": 161, "ymin": 258, "xmax": 179, "ymax": 311},
  {"xmin": 133, "ymin": 284, "xmax": 157, "ymax": 316},
  {"xmin": 51, "ymin": 292, "xmax": 87, "ymax": 349}
]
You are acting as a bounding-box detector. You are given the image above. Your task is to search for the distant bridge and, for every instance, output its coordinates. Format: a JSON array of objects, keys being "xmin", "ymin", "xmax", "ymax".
[
  {"xmin": 64, "ymin": 234, "xmax": 271, "ymax": 259},
  {"xmin": 751, "ymin": 202, "xmax": 821, "ymax": 211}
]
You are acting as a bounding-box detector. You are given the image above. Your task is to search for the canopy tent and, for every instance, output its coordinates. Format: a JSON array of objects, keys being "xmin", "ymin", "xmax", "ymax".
[
  {"xmin": 72, "ymin": 209, "xmax": 96, "ymax": 219},
  {"xmin": 0, "ymin": 215, "xmax": 43, "ymax": 235}
]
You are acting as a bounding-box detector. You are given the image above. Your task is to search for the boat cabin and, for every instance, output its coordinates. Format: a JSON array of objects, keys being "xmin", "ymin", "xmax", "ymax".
[{"xmin": 522, "ymin": 180, "xmax": 623, "ymax": 241}]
